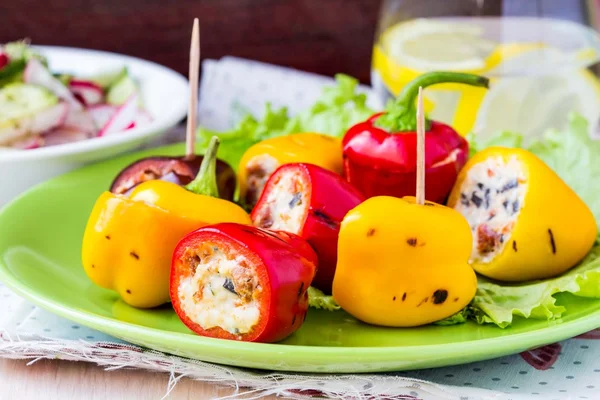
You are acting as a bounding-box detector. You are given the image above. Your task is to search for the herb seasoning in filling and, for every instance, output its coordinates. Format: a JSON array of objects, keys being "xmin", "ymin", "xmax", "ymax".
[
  {"xmin": 252, "ymin": 170, "xmax": 307, "ymax": 233},
  {"xmin": 453, "ymin": 156, "xmax": 527, "ymax": 263}
]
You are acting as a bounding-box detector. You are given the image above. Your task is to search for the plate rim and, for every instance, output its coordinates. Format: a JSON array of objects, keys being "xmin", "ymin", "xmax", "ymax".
[{"xmin": 2, "ymin": 257, "xmax": 600, "ymax": 370}]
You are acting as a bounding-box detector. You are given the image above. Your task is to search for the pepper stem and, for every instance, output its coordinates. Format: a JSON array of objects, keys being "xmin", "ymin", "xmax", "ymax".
[
  {"xmin": 375, "ymin": 71, "xmax": 490, "ymax": 132},
  {"xmin": 185, "ymin": 136, "xmax": 220, "ymax": 197}
]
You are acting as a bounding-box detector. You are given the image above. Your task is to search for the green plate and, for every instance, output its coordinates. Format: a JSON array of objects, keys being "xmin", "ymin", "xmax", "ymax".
[{"xmin": 1, "ymin": 144, "xmax": 599, "ymax": 373}]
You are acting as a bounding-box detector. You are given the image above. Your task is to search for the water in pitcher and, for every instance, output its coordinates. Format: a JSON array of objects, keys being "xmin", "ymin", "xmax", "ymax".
[{"xmin": 371, "ymin": 17, "xmax": 600, "ymax": 140}]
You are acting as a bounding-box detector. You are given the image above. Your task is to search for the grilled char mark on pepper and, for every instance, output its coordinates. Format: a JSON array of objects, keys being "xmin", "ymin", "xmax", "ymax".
[
  {"xmin": 454, "ymin": 155, "xmax": 527, "ymax": 263},
  {"xmin": 177, "ymin": 243, "xmax": 262, "ymax": 336},
  {"xmin": 244, "ymin": 155, "xmax": 280, "ymax": 208}
]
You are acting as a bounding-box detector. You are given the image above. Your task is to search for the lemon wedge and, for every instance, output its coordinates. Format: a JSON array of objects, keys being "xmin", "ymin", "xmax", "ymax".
[{"xmin": 474, "ymin": 69, "xmax": 600, "ymax": 141}]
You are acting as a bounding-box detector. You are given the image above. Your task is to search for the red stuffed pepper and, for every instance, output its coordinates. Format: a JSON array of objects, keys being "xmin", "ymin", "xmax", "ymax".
[
  {"xmin": 170, "ymin": 223, "xmax": 317, "ymax": 343},
  {"xmin": 343, "ymin": 71, "xmax": 489, "ymax": 203},
  {"xmin": 251, "ymin": 163, "xmax": 364, "ymax": 293}
]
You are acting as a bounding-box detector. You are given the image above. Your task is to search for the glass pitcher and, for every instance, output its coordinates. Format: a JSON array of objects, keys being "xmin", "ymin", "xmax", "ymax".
[{"xmin": 371, "ymin": 0, "xmax": 600, "ymax": 141}]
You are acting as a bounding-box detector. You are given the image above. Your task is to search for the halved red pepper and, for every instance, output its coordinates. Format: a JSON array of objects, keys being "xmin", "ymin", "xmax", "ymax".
[
  {"xmin": 343, "ymin": 72, "xmax": 489, "ymax": 203},
  {"xmin": 170, "ymin": 223, "xmax": 317, "ymax": 343},
  {"xmin": 251, "ymin": 163, "xmax": 364, "ymax": 293}
]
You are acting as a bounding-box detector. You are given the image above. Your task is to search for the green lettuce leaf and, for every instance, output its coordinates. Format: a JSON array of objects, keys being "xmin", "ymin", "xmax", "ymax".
[
  {"xmin": 470, "ymin": 114, "xmax": 600, "ymax": 228},
  {"xmin": 307, "ymin": 287, "xmax": 340, "ymax": 311},
  {"xmin": 433, "ymin": 308, "xmax": 470, "ymax": 326},
  {"xmin": 290, "ymin": 74, "xmax": 373, "ymax": 137},
  {"xmin": 197, "ymin": 103, "xmax": 291, "ymax": 170},
  {"xmin": 468, "ymin": 113, "xmax": 600, "ymax": 327},
  {"xmin": 472, "ymin": 246, "xmax": 600, "ymax": 328},
  {"xmin": 196, "ymin": 74, "xmax": 373, "ymax": 170}
]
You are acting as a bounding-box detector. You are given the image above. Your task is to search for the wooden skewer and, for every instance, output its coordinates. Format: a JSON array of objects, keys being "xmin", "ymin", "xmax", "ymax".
[
  {"xmin": 416, "ymin": 86, "xmax": 425, "ymax": 205},
  {"xmin": 185, "ymin": 18, "xmax": 200, "ymax": 159}
]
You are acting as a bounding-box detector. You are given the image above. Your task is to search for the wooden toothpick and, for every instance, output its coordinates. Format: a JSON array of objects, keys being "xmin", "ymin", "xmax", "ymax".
[
  {"xmin": 185, "ymin": 18, "xmax": 200, "ymax": 159},
  {"xmin": 416, "ymin": 86, "xmax": 425, "ymax": 205}
]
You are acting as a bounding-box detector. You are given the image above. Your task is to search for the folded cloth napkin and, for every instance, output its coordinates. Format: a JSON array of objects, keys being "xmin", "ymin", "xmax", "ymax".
[{"xmin": 1, "ymin": 57, "xmax": 599, "ymax": 400}]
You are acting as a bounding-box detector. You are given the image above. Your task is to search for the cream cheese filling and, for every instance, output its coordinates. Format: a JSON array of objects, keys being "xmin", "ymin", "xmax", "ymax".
[
  {"xmin": 253, "ymin": 170, "xmax": 306, "ymax": 233},
  {"xmin": 178, "ymin": 248, "xmax": 261, "ymax": 335},
  {"xmin": 454, "ymin": 155, "xmax": 528, "ymax": 263}
]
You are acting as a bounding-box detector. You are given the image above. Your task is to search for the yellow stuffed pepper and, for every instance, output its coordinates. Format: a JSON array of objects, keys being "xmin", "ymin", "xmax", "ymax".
[
  {"xmin": 82, "ymin": 137, "xmax": 251, "ymax": 308},
  {"xmin": 447, "ymin": 147, "xmax": 597, "ymax": 282},
  {"xmin": 332, "ymin": 196, "xmax": 477, "ymax": 327},
  {"xmin": 238, "ymin": 133, "xmax": 343, "ymax": 207}
]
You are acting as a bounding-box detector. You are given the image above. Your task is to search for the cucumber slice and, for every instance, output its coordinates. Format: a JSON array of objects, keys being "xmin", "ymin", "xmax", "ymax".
[
  {"xmin": 3, "ymin": 40, "xmax": 47, "ymax": 66},
  {"xmin": 54, "ymin": 73, "xmax": 74, "ymax": 86},
  {"xmin": 106, "ymin": 72, "xmax": 139, "ymax": 105},
  {"xmin": 0, "ymin": 83, "xmax": 65, "ymax": 145},
  {"xmin": 0, "ymin": 83, "xmax": 58, "ymax": 123},
  {"xmin": 89, "ymin": 67, "xmax": 127, "ymax": 90}
]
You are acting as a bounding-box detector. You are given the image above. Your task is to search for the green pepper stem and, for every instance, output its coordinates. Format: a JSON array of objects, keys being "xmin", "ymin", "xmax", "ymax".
[
  {"xmin": 375, "ymin": 71, "xmax": 490, "ymax": 132},
  {"xmin": 185, "ymin": 136, "xmax": 220, "ymax": 197}
]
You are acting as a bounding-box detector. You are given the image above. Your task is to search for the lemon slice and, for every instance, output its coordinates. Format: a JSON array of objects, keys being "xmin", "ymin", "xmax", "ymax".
[
  {"xmin": 381, "ymin": 19, "xmax": 497, "ymax": 72},
  {"xmin": 474, "ymin": 68, "xmax": 600, "ymax": 141},
  {"xmin": 374, "ymin": 18, "xmax": 600, "ymax": 138}
]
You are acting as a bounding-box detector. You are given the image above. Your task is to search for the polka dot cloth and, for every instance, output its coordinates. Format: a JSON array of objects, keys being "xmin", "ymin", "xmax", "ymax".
[
  {"xmin": 1, "ymin": 58, "xmax": 599, "ymax": 400},
  {"xmin": 3, "ymin": 279, "xmax": 599, "ymax": 400}
]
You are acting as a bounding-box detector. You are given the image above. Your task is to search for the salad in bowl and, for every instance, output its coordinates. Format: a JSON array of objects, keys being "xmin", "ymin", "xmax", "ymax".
[
  {"xmin": 0, "ymin": 41, "xmax": 188, "ymax": 206},
  {"xmin": 0, "ymin": 41, "xmax": 153, "ymax": 150}
]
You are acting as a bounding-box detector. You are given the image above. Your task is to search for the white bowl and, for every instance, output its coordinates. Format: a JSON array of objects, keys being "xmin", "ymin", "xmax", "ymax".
[{"xmin": 0, "ymin": 46, "xmax": 188, "ymax": 207}]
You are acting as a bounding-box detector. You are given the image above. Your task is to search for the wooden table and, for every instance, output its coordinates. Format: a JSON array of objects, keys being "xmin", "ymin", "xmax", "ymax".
[{"xmin": 0, "ymin": 359, "xmax": 279, "ymax": 399}]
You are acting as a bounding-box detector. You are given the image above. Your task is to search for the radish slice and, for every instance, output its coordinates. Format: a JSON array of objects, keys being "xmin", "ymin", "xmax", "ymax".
[
  {"xmin": 11, "ymin": 135, "xmax": 44, "ymax": 150},
  {"xmin": 134, "ymin": 109, "xmax": 153, "ymax": 126},
  {"xmin": 88, "ymin": 104, "xmax": 118, "ymax": 128},
  {"xmin": 43, "ymin": 126, "xmax": 90, "ymax": 146},
  {"xmin": 97, "ymin": 94, "xmax": 138, "ymax": 137},
  {"xmin": 63, "ymin": 108, "xmax": 97, "ymax": 135},
  {"xmin": 69, "ymin": 80, "xmax": 104, "ymax": 106},
  {"xmin": 0, "ymin": 102, "xmax": 68, "ymax": 146},
  {"xmin": 0, "ymin": 53, "xmax": 8, "ymax": 70},
  {"xmin": 124, "ymin": 110, "xmax": 154, "ymax": 130},
  {"xmin": 24, "ymin": 59, "xmax": 83, "ymax": 110}
]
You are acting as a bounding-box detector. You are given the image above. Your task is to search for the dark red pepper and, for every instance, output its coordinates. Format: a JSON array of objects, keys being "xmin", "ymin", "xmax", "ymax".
[
  {"xmin": 343, "ymin": 72, "xmax": 489, "ymax": 203},
  {"xmin": 251, "ymin": 163, "xmax": 365, "ymax": 293},
  {"xmin": 110, "ymin": 155, "xmax": 236, "ymax": 201},
  {"xmin": 170, "ymin": 223, "xmax": 317, "ymax": 343}
]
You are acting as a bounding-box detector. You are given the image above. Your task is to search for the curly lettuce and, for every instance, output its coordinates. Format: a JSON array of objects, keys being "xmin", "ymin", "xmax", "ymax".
[{"xmin": 196, "ymin": 74, "xmax": 373, "ymax": 169}]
